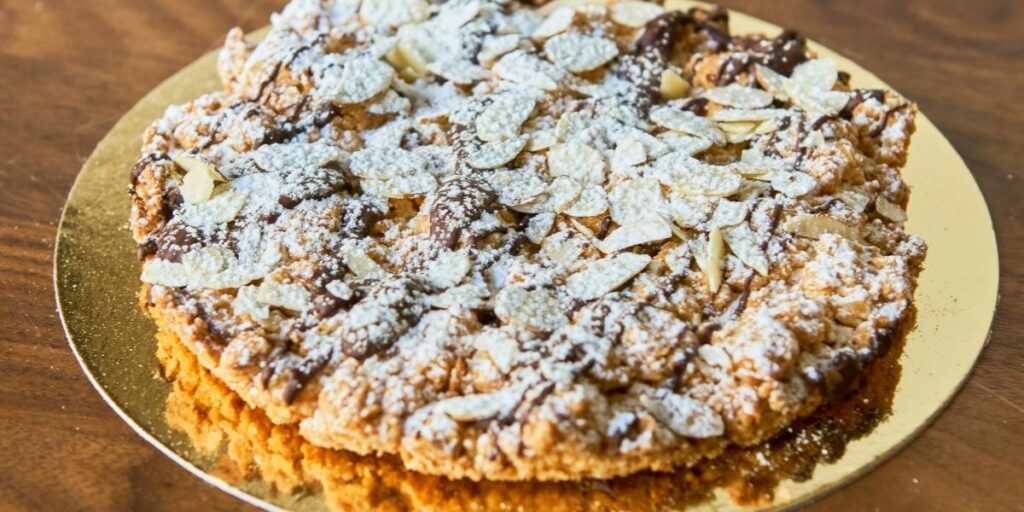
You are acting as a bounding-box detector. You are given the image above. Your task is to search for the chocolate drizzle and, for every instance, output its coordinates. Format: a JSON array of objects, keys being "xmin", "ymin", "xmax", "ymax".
[{"xmin": 716, "ymin": 30, "xmax": 809, "ymax": 86}]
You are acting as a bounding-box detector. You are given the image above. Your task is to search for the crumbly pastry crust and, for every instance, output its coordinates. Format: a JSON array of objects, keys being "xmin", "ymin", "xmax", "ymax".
[{"xmin": 130, "ymin": 0, "xmax": 926, "ymax": 481}]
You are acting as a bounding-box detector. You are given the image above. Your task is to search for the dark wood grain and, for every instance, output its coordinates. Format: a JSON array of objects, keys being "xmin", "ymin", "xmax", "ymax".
[{"xmin": 0, "ymin": 1, "xmax": 1020, "ymax": 510}]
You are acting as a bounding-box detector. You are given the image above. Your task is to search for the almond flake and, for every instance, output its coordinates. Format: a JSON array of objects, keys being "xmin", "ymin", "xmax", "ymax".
[
  {"xmin": 525, "ymin": 212, "xmax": 556, "ymax": 244},
  {"xmin": 479, "ymin": 34, "xmax": 522, "ymax": 66},
  {"xmin": 875, "ymin": 196, "xmax": 908, "ymax": 222},
  {"xmin": 547, "ymin": 142, "xmax": 606, "ymax": 184},
  {"xmin": 493, "ymin": 50, "xmax": 564, "ymax": 91},
  {"xmin": 511, "ymin": 175, "xmax": 582, "ymax": 214},
  {"xmin": 426, "ymin": 59, "xmax": 491, "ymax": 84},
  {"xmin": 256, "ymin": 278, "xmax": 312, "ymax": 312},
  {"xmin": 768, "ymin": 170, "xmax": 816, "ymax": 197},
  {"xmin": 694, "ymin": 228, "xmax": 725, "ymax": 292},
  {"xmin": 386, "ymin": 41, "xmax": 429, "ymax": 78},
  {"xmin": 181, "ymin": 246, "xmax": 229, "ymax": 287},
  {"xmin": 753, "ymin": 64, "xmax": 789, "ymax": 101},
  {"xmin": 527, "ymin": 128, "xmax": 559, "ymax": 152},
  {"xmin": 437, "ymin": 390, "xmax": 516, "ymax": 422},
  {"xmin": 649, "ymin": 106, "xmax": 723, "ymax": 143},
  {"xmin": 343, "ymin": 246, "xmax": 388, "ymax": 280},
  {"xmin": 176, "ymin": 154, "xmax": 224, "ymax": 204},
  {"xmin": 466, "ymin": 135, "xmax": 528, "ymax": 169},
  {"xmin": 724, "ymin": 223, "xmax": 769, "ymax": 275},
  {"xmin": 428, "ymin": 282, "xmax": 490, "ymax": 309},
  {"xmin": 612, "ymin": 138, "xmax": 648, "ymax": 170},
  {"xmin": 495, "ymin": 285, "xmax": 566, "ymax": 332},
  {"xmin": 359, "ymin": 0, "xmax": 430, "ymax": 28},
  {"xmin": 787, "ymin": 86, "xmax": 850, "ymax": 117},
  {"xmin": 711, "ymin": 108, "xmax": 789, "ymax": 122},
  {"xmin": 473, "ymin": 331, "xmax": 518, "ymax": 375},
  {"xmin": 838, "ymin": 190, "xmax": 872, "ymax": 214},
  {"xmin": 608, "ymin": 176, "xmax": 664, "ymax": 225},
  {"xmin": 476, "ymin": 91, "xmax": 537, "ymax": 142},
  {"xmin": 531, "ymin": 7, "xmax": 575, "ymax": 39},
  {"xmin": 488, "ymin": 168, "xmax": 548, "ymax": 206},
  {"xmin": 680, "ymin": 167, "xmax": 744, "ymax": 198},
  {"xmin": 783, "ymin": 213, "xmax": 861, "ymax": 241},
  {"xmin": 658, "ymin": 133, "xmax": 713, "ymax": 156},
  {"xmin": 708, "ymin": 198, "xmax": 749, "ymax": 229},
  {"xmin": 180, "ymin": 189, "xmax": 247, "ymax": 227},
  {"xmin": 544, "ymin": 33, "xmax": 619, "ymax": 73},
  {"xmin": 350, "ymin": 147, "xmax": 427, "ymax": 179},
  {"xmin": 421, "ymin": 249, "xmax": 472, "ymax": 288},
  {"xmin": 330, "ymin": 57, "xmax": 396, "ymax": 104},
  {"xmin": 659, "ymin": 69, "xmax": 689, "ymax": 100},
  {"xmin": 367, "ymin": 172, "xmax": 438, "ymax": 198},
  {"xmin": 141, "ymin": 258, "xmax": 189, "ymax": 287},
  {"xmin": 566, "ymin": 253, "xmax": 652, "ymax": 301},
  {"xmin": 791, "ymin": 59, "xmax": 839, "ymax": 91},
  {"xmin": 703, "ymin": 84, "xmax": 774, "ymax": 109},
  {"xmin": 564, "ymin": 183, "xmax": 609, "ymax": 217},
  {"xmin": 598, "ymin": 218, "xmax": 671, "ymax": 253},
  {"xmin": 610, "ymin": 1, "xmax": 665, "ymax": 28}
]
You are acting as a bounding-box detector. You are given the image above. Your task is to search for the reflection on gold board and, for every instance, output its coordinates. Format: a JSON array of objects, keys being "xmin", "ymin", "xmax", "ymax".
[{"xmin": 55, "ymin": 1, "xmax": 998, "ymax": 510}]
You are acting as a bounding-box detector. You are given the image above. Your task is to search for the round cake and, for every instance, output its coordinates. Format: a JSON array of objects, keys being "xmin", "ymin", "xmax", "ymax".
[{"xmin": 129, "ymin": 0, "xmax": 926, "ymax": 481}]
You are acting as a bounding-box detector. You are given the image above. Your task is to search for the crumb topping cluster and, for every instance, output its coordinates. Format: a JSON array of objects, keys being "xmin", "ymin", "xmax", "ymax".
[{"xmin": 130, "ymin": 0, "xmax": 925, "ymax": 481}]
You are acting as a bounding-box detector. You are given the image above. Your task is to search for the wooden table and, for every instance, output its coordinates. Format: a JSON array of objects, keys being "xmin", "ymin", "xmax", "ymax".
[{"xmin": 1, "ymin": 1, "xmax": 1020, "ymax": 510}]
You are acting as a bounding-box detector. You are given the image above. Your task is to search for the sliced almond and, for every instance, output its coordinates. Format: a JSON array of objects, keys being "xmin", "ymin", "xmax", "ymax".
[
  {"xmin": 783, "ymin": 213, "xmax": 861, "ymax": 241},
  {"xmin": 350, "ymin": 146, "xmax": 427, "ymax": 179},
  {"xmin": 426, "ymin": 59, "xmax": 490, "ymax": 85},
  {"xmin": 610, "ymin": 1, "xmax": 665, "ymax": 27},
  {"xmin": 493, "ymin": 50, "xmax": 564, "ymax": 91},
  {"xmin": 564, "ymin": 183, "xmax": 609, "ymax": 217},
  {"xmin": 673, "ymin": 164, "xmax": 744, "ymax": 198},
  {"xmin": 607, "ymin": 176, "xmax": 664, "ymax": 225},
  {"xmin": 140, "ymin": 258, "xmax": 189, "ymax": 287},
  {"xmin": 531, "ymin": 6, "xmax": 576, "ymax": 39},
  {"xmin": 527, "ymin": 128, "xmax": 559, "ymax": 152},
  {"xmin": 180, "ymin": 189, "xmax": 247, "ymax": 227},
  {"xmin": 611, "ymin": 138, "xmax": 648, "ymax": 170},
  {"xmin": 421, "ymin": 249, "xmax": 472, "ymax": 288},
  {"xmin": 359, "ymin": 0, "xmax": 430, "ymax": 28},
  {"xmin": 386, "ymin": 41, "xmax": 429, "ymax": 79},
  {"xmin": 479, "ymin": 34, "xmax": 522, "ymax": 67},
  {"xmin": 494, "ymin": 285, "xmax": 566, "ymax": 332},
  {"xmin": 566, "ymin": 253, "xmax": 652, "ymax": 301},
  {"xmin": 176, "ymin": 154, "xmax": 224, "ymax": 204},
  {"xmin": 875, "ymin": 196, "xmax": 908, "ymax": 222},
  {"xmin": 598, "ymin": 217, "xmax": 672, "ymax": 253},
  {"xmin": 544, "ymin": 33, "xmax": 619, "ymax": 73},
  {"xmin": 696, "ymin": 227, "xmax": 729, "ymax": 292},
  {"xmin": 525, "ymin": 212, "xmax": 556, "ymax": 244},
  {"xmin": 768, "ymin": 170, "xmax": 817, "ymax": 198},
  {"xmin": 791, "ymin": 59, "xmax": 839, "ymax": 91},
  {"xmin": 512, "ymin": 175, "xmax": 582, "ymax": 214},
  {"xmin": 753, "ymin": 64, "xmax": 790, "ymax": 101},
  {"xmin": 547, "ymin": 142, "xmax": 606, "ymax": 184},
  {"xmin": 475, "ymin": 91, "xmax": 537, "ymax": 142},
  {"xmin": 256, "ymin": 278, "xmax": 311, "ymax": 312},
  {"xmin": 343, "ymin": 246, "xmax": 388, "ymax": 280},
  {"xmin": 724, "ymin": 222, "xmax": 768, "ymax": 275},
  {"xmin": 331, "ymin": 57, "xmax": 396, "ymax": 104},
  {"xmin": 466, "ymin": 135, "xmax": 528, "ymax": 169},
  {"xmin": 703, "ymin": 84, "xmax": 774, "ymax": 109},
  {"xmin": 650, "ymin": 106, "xmax": 721, "ymax": 142},
  {"xmin": 659, "ymin": 69, "xmax": 689, "ymax": 100}
]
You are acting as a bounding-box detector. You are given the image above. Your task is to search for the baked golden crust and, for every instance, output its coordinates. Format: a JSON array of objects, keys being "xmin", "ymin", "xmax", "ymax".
[{"xmin": 132, "ymin": 0, "xmax": 925, "ymax": 481}]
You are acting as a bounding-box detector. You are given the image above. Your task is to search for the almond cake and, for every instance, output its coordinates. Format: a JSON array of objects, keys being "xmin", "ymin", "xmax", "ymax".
[{"xmin": 129, "ymin": 0, "xmax": 926, "ymax": 481}]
